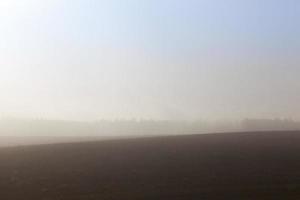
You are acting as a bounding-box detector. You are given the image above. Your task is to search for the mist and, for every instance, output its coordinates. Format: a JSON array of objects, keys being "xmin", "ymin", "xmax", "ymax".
[
  {"xmin": 1, "ymin": 0, "xmax": 300, "ymax": 146},
  {"xmin": 0, "ymin": 118, "xmax": 299, "ymax": 147},
  {"xmin": 1, "ymin": 2, "xmax": 300, "ymax": 199}
]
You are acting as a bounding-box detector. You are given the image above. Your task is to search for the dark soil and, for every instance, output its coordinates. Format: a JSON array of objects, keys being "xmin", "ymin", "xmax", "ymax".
[{"xmin": 1, "ymin": 131, "xmax": 300, "ymax": 199}]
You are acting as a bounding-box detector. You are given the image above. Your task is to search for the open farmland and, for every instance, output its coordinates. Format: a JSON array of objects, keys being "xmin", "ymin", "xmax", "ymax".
[{"xmin": 0, "ymin": 131, "xmax": 300, "ymax": 199}]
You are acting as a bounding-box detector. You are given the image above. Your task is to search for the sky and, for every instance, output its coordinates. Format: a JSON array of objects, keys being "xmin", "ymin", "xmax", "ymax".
[{"xmin": 0, "ymin": 0, "xmax": 299, "ymax": 121}]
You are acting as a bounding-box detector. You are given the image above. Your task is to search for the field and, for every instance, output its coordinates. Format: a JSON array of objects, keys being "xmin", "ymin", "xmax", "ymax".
[{"xmin": 1, "ymin": 131, "xmax": 300, "ymax": 199}]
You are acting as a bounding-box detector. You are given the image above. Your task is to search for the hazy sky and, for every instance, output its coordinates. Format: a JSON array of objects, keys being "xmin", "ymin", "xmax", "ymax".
[{"xmin": 0, "ymin": 0, "xmax": 299, "ymax": 121}]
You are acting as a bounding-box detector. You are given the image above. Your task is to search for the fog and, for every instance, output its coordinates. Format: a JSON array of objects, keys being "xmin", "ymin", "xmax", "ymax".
[
  {"xmin": 0, "ymin": 0, "xmax": 300, "ymax": 146},
  {"xmin": 0, "ymin": 118, "xmax": 299, "ymax": 147}
]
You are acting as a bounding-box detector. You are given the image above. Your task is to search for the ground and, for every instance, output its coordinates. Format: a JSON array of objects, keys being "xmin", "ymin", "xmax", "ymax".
[{"xmin": 1, "ymin": 131, "xmax": 300, "ymax": 199}]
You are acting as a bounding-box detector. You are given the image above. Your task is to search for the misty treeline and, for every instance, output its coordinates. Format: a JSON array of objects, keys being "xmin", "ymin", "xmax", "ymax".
[{"xmin": 0, "ymin": 118, "xmax": 299, "ymax": 137}]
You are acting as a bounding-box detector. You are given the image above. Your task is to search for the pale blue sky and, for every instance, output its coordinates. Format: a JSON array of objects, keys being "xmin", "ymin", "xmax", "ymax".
[{"xmin": 0, "ymin": 0, "xmax": 299, "ymax": 120}]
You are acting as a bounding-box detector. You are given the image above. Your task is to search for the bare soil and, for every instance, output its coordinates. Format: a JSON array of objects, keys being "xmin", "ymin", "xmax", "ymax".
[{"xmin": 1, "ymin": 131, "xmax": 300, "ymax": 199}]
